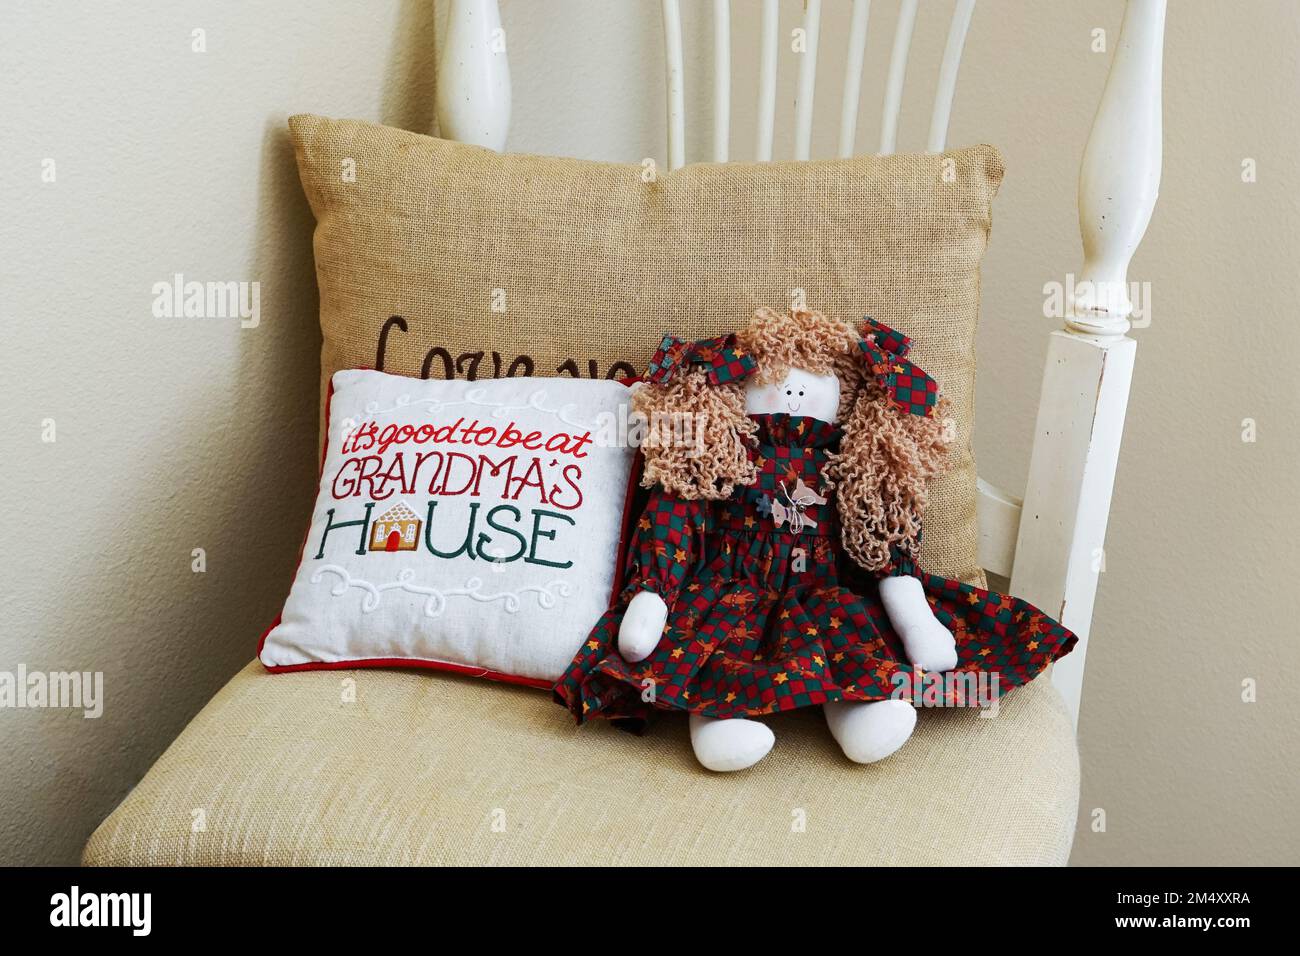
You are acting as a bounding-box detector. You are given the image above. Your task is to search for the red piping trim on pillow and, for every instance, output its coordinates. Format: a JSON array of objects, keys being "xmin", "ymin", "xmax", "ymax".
[
  {"xmin": 261, "ymin": 655, "xmax": 554, "ymax": 690},
  {"xmin": 257, "ymin": 370, "xmax": 643, "ymax": 693}
]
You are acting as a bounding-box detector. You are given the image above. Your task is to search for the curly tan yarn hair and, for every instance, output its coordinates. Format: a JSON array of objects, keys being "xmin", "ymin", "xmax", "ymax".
[
  {"xmin": 632, "ymin": 366, "xmax": 759, "ymax": 499},
  {"xmin": 832, "ymin": 382, "xmax": 952, "ymax": 572},
  {"xmin": 634, "ymin": 307, "xmax": 953, "ymax": 571}
]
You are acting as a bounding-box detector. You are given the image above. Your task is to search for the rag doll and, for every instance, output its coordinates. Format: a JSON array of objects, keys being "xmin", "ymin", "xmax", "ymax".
[{"xmin": 554, "ymin": 307, "xmax": 1077, "ymax": 771}]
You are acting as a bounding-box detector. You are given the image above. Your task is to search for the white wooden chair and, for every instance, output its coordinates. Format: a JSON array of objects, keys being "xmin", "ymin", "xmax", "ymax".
[
  {"xmin": 83, "ymin": 0, "xmax": 1166, "ymax": 868},
  {"xmin": 438, "ymin": 0, "xmax": 1166, "ymax": 728}
]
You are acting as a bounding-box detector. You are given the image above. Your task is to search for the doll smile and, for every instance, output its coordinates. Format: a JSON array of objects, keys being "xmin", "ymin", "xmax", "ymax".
[{"xmin": 787, "ymin": 401, "xmax": 801, "ymax": 412}]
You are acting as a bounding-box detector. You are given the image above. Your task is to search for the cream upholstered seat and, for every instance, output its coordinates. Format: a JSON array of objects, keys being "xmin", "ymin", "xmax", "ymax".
[{"xmin": 84, "ymin": 661, "xmax": 1078, "ymax": 866}]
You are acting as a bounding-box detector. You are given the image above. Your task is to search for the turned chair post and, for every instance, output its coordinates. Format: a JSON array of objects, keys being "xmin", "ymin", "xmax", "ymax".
[
  {"xmin": 435, "ymin": 0, "xmax": 510, "ymax": 150},
  {"xmin": 1011, "ymin": 0, "xmax": 1165, "ymax": 725}
]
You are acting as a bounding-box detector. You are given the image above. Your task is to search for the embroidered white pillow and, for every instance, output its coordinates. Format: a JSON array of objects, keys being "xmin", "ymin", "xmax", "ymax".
[{"xmin": 259, "ymin": 369, "xmax": 637, "ymax": 685}]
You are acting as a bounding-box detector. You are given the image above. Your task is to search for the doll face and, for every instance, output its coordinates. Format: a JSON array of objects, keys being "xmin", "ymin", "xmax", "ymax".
[{"xmin": 744, "ymin": 367, "xmax": 841, "ymax": 424}]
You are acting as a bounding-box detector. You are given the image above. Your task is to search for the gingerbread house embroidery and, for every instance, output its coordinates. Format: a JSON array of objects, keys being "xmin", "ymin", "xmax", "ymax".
[{"xmin": 369, "ymin": 501, "xmax": 422, "ymax": 553}]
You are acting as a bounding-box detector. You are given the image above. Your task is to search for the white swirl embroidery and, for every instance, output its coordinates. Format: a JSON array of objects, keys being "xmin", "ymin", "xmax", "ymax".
[{"xmin": 310, "ymin": 565, "xmax": 576, "ymax": 618}]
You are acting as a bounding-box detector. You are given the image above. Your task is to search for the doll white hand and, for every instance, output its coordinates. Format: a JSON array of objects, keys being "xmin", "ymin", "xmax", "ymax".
[
  {"xmin": 618, "ymin": 590, "xmax": 669, "ymax": 662},
  {"xmin": 879, "ymin": 575, "xmax": 958, "ymax": 672}
]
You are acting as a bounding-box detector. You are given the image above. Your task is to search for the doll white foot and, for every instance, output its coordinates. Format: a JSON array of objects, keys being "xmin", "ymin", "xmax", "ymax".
[
  {"xmin": 879, "ymin": 575, "xmax": 958, "ymax": 672},
  {"xmin": 689, "ymin": 715, "xmax": 775, "ymax": 772},
  {"xmin": 824, "ymin": 699, "xmax": 917, "ymax": 764},
  {"xmin": 618, "ymin": 590, "xmax": 668, "ymax": 662}
]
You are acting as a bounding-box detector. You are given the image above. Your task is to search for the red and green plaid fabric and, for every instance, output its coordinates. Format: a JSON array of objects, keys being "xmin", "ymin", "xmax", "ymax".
[
  {"xmin": 855, "ymin": 322, "xmax": 940, "ymax": 418},
  {"xmin": 863, "ymin": 315, "xmax": 913, "ymax": 357},
  {"xmin": 553, "ymin": 414, "xmax": 1076, "ymax": 728},
  {"xmin": 645, "ymin": 332, "xmax": 757, "ymax": 386}
]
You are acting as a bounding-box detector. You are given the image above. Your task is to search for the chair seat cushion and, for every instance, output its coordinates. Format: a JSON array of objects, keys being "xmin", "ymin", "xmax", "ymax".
[{"xmin": 84, "ymin": 662, "xmax": 1079, "ymax": 866}]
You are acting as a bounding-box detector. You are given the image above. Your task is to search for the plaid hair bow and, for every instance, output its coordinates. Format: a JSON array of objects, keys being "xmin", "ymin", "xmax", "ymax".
[
  {"xmin": 857, "ymin": 317, "xmax": 939, "ymax": 417},
  {"xmin": 645, "ymin": 333, "xmax": 757, "ymax": 385}
]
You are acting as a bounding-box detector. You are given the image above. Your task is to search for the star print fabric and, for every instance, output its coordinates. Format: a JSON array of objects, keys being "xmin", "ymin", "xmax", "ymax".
[{"xmin": 553, "ymin": 413, "xmax": 1076, "ymax": 728}]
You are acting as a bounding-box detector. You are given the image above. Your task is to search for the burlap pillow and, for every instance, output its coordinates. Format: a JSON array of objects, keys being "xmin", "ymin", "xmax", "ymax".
[{"xmin": 289, "ymin": 114, "xmax": 1002, "ymax": 585}]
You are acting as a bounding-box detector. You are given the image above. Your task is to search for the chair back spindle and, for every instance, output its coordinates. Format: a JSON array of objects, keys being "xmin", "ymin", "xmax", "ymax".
[
  {"xmin": 712, "ymin": 0, "xmax": 732, "ymax": 161},
  {"xmin": 837, "ymin": 0, "xmax": 873, "ymax": 158},
  {"xmin": 927, "ymin": 0, "xmax": 977, "ymax": 153},
  {"xmin": 792, "ymin": 0, "xmax": 823, "ymax": 160},
  {"xmin": 755, "ymin": 0, "xmax": 780, "ymax": 162},
  {"xmin": 877, "ymin": 0, "xmax": 919, "ymax": 155}
]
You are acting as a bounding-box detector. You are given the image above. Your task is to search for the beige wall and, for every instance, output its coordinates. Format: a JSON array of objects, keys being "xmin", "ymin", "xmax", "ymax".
[
  {"xmin": 1, "ymin": 0, "xmax": 441, "ymax": 867},
  {"xmin": 3, "ymin": 0, "xmax": 1297, "ymax": 865}
]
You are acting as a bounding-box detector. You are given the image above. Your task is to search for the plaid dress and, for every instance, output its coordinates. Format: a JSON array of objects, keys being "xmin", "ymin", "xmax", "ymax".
[{"xmin": 554, "ymin": 413, "xmax": 1076, "ymax": 728}]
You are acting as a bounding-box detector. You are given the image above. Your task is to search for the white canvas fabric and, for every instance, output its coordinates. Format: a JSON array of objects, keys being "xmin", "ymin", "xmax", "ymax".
[{"xmin": 259, "ymin": 369, "xmax": 637, "ymax": 683}]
